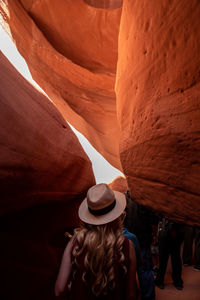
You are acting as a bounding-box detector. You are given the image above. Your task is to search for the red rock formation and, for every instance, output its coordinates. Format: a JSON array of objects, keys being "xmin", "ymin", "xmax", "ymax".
[
  {"xmin": 0, "ymin": 1, "xmax": 200, "ymax": 298},
  {"xmin": 0, "ymin": 52, "xmax": 95, "ymax": 299},
  {"xmin": 116, "ymin": 0, "xmax": 200, "ymax": 225},
  {"xmin": 0, "ymin": 0, "xmax": 122, "ymax": 170},
  {"xmin": 108, "ymin": 176, "xmax": 128, "ymax": 193},
  {"xmin": 1, "ymin": 0, "xmax": 200, "ymax": 223},
  {"xmin": 84, "ymin": 0, "xmax": 123, "ymax": 9},
  {"xmin": 0, "ymin": 52, "xmax": 95, "ymax": 213}
]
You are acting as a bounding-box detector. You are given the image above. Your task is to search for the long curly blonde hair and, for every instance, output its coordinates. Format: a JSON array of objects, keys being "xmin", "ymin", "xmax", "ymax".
[{"xmin": 71, "ymin": 214, "xmax": 127, "ymax": 297}]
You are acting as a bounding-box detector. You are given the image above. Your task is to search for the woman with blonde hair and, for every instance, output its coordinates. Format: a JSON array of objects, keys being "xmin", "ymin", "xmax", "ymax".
[{"xmin": 55, "ymin": 183, "xmax": 137, "ymax": 299}]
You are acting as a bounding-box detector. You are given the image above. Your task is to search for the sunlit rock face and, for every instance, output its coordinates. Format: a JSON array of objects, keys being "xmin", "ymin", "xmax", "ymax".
[
  {"xmin": 0, "ymin": 52, "xmax": 95, "ymax": 213},
  {"xmin": 0, "ymin": 53, "xmax": 95, "ymax": 299},
  {"xmin": 116, "ymin": 0, "xmax": 200, "ymax": 225},
  {"xmin": 109, "ymin": 176, "xmax": 128, "ymax": 193},
  {"xmin": 0, "ymin": 0, "xmax": 122, "ymax": 170},
  {"xmin": 84, "ymin": 0, "xmax": 123, "ymax": 9},
  {"xmin": 1, "ymin": 0, "xmax": 200, "ymax": 225}
]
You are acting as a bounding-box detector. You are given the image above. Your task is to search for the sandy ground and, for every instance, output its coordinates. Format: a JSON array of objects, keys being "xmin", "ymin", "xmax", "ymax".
[{"xmin": 156, "ymin": 261, "xmax": 200, "ymax": 300}]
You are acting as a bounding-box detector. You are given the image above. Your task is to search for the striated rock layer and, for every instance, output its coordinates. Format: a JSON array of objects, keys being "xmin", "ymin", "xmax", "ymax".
[
  {"xmin": 84, "ymin": 0, "xmax": 123, "ymax": 9},
  {"xmin": 0, "ymin": 0, "xmax": 122, "ymax": 170},
  {"xmin": 116, "ymin": 0, "xmax": 200, "ymax": 225},
  {"xmin": 1, "ymin": 1, "xmax": 200, "ymax": 223},
  {"xmin": 0, "ymin": 52, "xmax": 95, "ymax": 299}
]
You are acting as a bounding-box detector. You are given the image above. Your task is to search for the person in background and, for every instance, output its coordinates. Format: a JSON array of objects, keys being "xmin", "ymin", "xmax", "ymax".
[
  {"xmin": 122, "ymin": 226, "xmax": 142, "ymax": 274},
  {"xmin": 124, "ymin": 190, "xmax": 158, "ymax": 300},
  {"xmin": 55, "ymin": 183, "xmax": 138, "ymax": 300},
  {"xmin": 122, "ymin": 225, "xmax": 142, "ymax": 298},
  {"xmin": 194, "ymin": 227, "xmax": 200, "ymax": 271},
  {"xmin": 155, "ymin": 217, "xmax": 184, "ymax": 290},
  {"xmin": 182, "ymin": 224, "xmax": 200, "ymax": 271},
  {"xmin": 151, "ymin": 224, "xmax": 159, "ymax": 278}
]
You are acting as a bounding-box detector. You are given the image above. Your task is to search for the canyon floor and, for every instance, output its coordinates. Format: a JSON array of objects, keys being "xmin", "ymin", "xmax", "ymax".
[{"xmin": 156, "ymin": 262, "xmax": 200, "ymax": 300}]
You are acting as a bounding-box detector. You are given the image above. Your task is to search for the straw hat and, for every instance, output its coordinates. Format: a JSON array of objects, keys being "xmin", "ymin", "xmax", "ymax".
[{"xmin": 78, "ymin": 183, "xmax": 126, "ymax": 225}]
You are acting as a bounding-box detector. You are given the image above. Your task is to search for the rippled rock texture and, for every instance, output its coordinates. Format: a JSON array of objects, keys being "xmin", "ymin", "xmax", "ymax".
[
  {"xmin": 1, "ymin": 0, "xmax": 200, "ymax": 230},
  {"xmin": 0, "ymin": 52, "xmax": 95, "ymax": 299},
  {"xmin": 0, "ymin": 0, "xmax": 122, "ymax": 170},
  {"xmin": 1, "ymin": 1, "xmax": 200, "ymax": 299},
  {"xmin": 116, "ymin": 0, "xmax": 200, "ymax": 225}
]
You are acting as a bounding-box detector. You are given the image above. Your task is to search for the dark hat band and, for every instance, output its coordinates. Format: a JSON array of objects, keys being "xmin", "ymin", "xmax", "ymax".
[{"xmin": 88, "ymin": 200, "xmax": 116, "ymax": 216}]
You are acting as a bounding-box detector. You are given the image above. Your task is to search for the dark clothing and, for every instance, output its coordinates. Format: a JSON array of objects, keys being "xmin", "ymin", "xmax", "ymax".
[
  {"xmin": 123, "ymin": 227, "xmax": 155, "ymax": 300},
  {"xmin": 122, "ymin": 227, "xmax": 142, "ymax": 270},
  {"xmin": 183, "ymin": 225, "xmax": 200, "ymax": 267},
  {"xmin": 182, "ymin": 225, "xmax": 195, "ymax": 265},
  {"xmin": 124, "ymin": 193, "xmax": 158, "ymax": 248},
  {"xmin": 124, "ymin": 192, "xmax": 157, "ymax": 300},
  {"xmin": 123, "ymin": 228, "xmax": 142, "ymax": 299},
  {"xmin": 195, "ymin": 227, "xmax": 200, "ymax": 267},
  {"xmin": 155, "ymin": 218, "xmax": 184, "ymax": 286},
  {"xmin": 68, "ymin": 237, "xmax": 130, "ymax": 300},
  {"xmin": 139, "ymin": 248, "xmax": 155, "ymax": 300}
]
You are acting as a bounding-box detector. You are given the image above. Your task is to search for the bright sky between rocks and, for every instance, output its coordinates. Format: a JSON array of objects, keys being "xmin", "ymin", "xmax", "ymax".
[{"xmin": 0, "ymin": 25, "xmax": 124, "ymax": 184}]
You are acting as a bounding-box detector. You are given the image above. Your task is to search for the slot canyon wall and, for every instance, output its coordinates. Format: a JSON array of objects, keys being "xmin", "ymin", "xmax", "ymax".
[
  {"xmin": 1, "ymin": 0, "xmax": 199, "ymax": 225},
  {"xmin": 0, "ymin": 0, "xmax": 200, "ymax": 299},
  {"xmin": 116, "ymin": 0, "xmax": 200, "ymax": 225},
  {"xmin": 0, "ymin": 0, "xmax": 122, "ymax": 170},
  {"xmin": 109, "ymin": 176, "xmax": 128, "ymax": 193},
  {"xmin": 0, "ymin": 52, "xmax": 95, "ymax": 299}
]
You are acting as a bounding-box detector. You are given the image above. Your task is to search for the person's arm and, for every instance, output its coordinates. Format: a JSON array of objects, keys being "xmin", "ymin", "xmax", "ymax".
[
  {"xmin": 55, "ymin": 238, "xmax": 74, "ymax": 297},
  {"xmin": 126, "ymin": 239, "xmax": 137, "ymax": 300}
]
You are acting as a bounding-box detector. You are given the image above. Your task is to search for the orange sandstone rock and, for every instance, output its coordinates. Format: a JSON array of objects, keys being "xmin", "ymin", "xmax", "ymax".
[
  {"xmin": 1, "ymin": 0, "xmax": 200, "ymax": 225},
  {"xmin": 0, "ymin": 0, "xmax": 122, "ymax": 170},
  {"xmin": 109, "ymin": 176, "xmax": 128, "ymax": 193},
  {"xmin": 0, "ymin": 52, "xmax": 95, "ymax": 299},
  {"xmin": 0, "ymin": 52, "xmax": 95, "ymax": 214},
  {"xmin": 116, "ymin": 0, "xmax": 200, "ymax": 225},
  {"xmin": 84, "ymin": 0, "xmax": 123, "ymax": 9}
]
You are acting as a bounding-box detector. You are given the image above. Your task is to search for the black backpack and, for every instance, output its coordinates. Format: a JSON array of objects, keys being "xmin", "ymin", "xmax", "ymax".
[{"xmin": 158, "ymin": 217, "xmax": 173, "ymax": 238}]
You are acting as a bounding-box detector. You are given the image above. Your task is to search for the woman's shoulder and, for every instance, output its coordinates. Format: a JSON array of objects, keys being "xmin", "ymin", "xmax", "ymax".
[
  {"xmin": 123, "ymin": 235, "xmax": 130, "ymax": 245},
  {"xmin": 123, "ymin": 235, "xmax": 133, "ymax": 258}
]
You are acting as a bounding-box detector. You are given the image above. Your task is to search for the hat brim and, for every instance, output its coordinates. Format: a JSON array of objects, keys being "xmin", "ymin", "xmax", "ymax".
[{"xmin": 78, "ymin": 190, "xmax": 126, "ymax": 225}]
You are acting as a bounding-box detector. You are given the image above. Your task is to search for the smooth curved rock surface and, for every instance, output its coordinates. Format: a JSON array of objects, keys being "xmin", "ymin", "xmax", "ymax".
[
  {"xmin": 116, "ymin": 0, "xmax": 200, "ymax": 225},
  {"xmin": 0, "ymin": 0, "xmax": 122, "ymax": 170},
  {"xmin": 84, "ymin": 0, "xmax": 123, "ymax": 9},
  {"xmin": 108, "ymin": 176, "xmax": 128, "ymax": 193},
  {"xmin": 0, "ymin": 52, "xmax": 95, "ymax": 213},
  {"xmin": 1, "ymin": 0, "xmax": 200, "ymax": 224},
  {"xmin": 0, "ymin": 52, "xmax": 95, "ymax": 299}
]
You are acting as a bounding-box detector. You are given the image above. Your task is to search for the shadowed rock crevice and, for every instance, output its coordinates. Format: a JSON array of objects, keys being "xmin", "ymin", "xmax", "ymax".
[
  {"xmin": 0, "ymin": 52, "xmax": 95, "ymax": 299},
  {"xmin": 1, "ymin": 0, "xmax": 200, "ymax": 298},
  {"xmin": 1, "ymin": 0, "xmax": 200, "ymax": 224}
]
